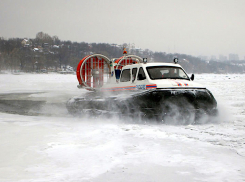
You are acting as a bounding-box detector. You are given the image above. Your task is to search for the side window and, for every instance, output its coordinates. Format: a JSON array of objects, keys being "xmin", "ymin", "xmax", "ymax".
[
  {"xmin": 178, "ymin": 69, "xmax": 188, "ymax": 78},
  {"xmin": 132, "ymin": 68, "xmax": 137, "ymax": 82},
  {"xmin": 120, "ymin": 69, "xmax": 131, "ymax": 82},
  {"xmin": 137, "ymin": 67, "xmax": 146, "ymax": 80}
]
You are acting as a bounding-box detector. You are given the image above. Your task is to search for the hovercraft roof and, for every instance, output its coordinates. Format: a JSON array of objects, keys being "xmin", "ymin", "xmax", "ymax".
[{"xmin": 122, "ymin": 62, "xmax": 182, "ymax": 69}]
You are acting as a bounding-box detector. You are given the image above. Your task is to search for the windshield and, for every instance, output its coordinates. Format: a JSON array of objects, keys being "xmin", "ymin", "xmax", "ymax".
[{"xmin": 146, "ymin": 66, "xmax": 189, "ymax": 80}]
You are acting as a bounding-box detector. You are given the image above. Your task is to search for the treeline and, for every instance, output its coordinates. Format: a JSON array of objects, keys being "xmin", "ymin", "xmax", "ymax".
[{"xmin": 0, "ymin": 32, "xmax": 244, "ymax": 73}]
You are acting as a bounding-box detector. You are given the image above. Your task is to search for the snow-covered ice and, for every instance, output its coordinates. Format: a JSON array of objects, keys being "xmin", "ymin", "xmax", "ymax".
[{"xmin": 0, "ymin": 73, "xmax": 245, "ymax": 182}]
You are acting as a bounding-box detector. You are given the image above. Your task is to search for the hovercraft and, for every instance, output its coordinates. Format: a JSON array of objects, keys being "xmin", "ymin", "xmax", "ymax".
[{"xmin": 66, "ymin": 50, "xmax": 218, "ymax": 122}]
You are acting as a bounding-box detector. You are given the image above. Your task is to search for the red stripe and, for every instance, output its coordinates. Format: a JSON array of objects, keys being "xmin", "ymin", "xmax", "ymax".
[{"xmin": 175, "ymin": 81, "xmax": 182, "ymax": 86}]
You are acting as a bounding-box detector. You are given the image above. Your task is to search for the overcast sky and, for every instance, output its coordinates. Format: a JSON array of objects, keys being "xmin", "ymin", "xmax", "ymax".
[{"xmin": 0, "ymin": 0, "xmax": 244, "ymax": 59}]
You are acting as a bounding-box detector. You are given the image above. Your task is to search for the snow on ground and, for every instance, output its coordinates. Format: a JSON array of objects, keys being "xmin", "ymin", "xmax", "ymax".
[{"xmin": 0, "ymin": 72, "xmax": 245, "ymax": 182}]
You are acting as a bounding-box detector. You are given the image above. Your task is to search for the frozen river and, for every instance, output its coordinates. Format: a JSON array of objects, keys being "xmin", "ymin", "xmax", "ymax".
[{"xmin": 0, "ymin": 72, "xmax": 245, "ymax": 182}]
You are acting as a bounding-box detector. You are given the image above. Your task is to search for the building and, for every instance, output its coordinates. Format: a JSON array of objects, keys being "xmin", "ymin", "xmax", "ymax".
[
  {"xmin": 219, "ymin": 55, "xmax": 228, "ymax": 61},
  {"xmin": 21, "ymin": 39, "xmax": 32, "ymax": 47},
  {"xmin": 229, "ymin": 54, "xmax": 239, "ymax": 61},
  {"xmin": 198, "ymin": 55, "xmax": 208, "ymax": 61},
  {"xmin": 210, "ymin": 55, "xmax": 217, "ymax": 61}
]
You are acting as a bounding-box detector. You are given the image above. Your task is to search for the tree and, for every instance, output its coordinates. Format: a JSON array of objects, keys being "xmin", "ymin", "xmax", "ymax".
[
  {"xmin": 52, "ymin": 36, "xmax": 60, "ymax": 45},
  {"xmin": 35, "ymin": 32, "xmax": 53, "ymax": 45}
]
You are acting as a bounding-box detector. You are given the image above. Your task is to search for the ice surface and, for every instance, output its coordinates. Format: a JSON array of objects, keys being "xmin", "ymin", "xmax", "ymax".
[{"xmin": 0, "ymin": 73, "xmax": 245, "ymax": 182}]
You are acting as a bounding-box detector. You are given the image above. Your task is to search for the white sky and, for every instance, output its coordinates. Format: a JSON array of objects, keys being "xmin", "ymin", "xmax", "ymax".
[{"xmin": 0, "ymin": 0, "xmax": 245, "ymax": 59}]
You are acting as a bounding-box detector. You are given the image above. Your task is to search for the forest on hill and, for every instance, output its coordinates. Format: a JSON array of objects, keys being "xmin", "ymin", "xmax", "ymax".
[{"xmin": 0, "ymin": 32, "xmax": 244, "ymax": 73}]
